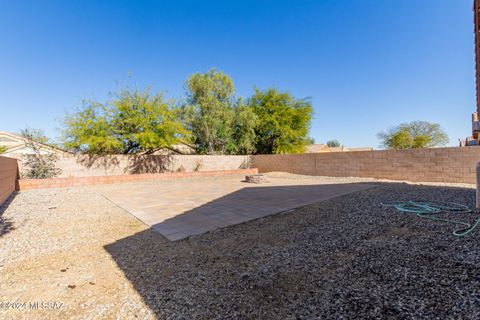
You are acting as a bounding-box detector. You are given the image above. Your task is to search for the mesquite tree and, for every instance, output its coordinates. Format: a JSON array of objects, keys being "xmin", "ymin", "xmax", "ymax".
[
  {"xmin": 377, "ymin": 121, "xmax": 449, "ymax": 149},
  {"xmin": 62, "ymin": 88, "xmax": 190, "ymax": 154},
  {"xmin": 247, "ymin": 88, "xmax": 313, "ymax": 154},
  {"xmin": 183, "ymin": 69, "xmax": 257, "ymax": 154}
]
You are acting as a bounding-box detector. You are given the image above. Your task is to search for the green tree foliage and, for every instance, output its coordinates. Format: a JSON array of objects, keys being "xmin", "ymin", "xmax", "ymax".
[
  {"xmin": 377, "ymin": 121, "xmax": 449, "ymax": 149},
  {"xmin": 247, "ymin": 88, "xmax": 313, "ymax": 154},
  {"xmin": 63, "ymin": 88, "xmax": 190, "ymax": 154},
  {"xmin": 0, "ymin": 146, "xmax": 7, "ymax": 154},
  {"xmin": 231, "ymin": 104, "xmax": 258, "ymax": 154},
  {"xmin": 326, "ymin": 139, "xmax": 341, "ymax": 147},
  {"xmin": 21, "ymin": 128, "xmax": 62, "ymax": 179},
  {"xmin": 62, "ymin": 70, "xmax": 315, "ymax": 155},
  {"xmin": 184, "ymin": 69, "xmax": 257, "ymax": 154}
]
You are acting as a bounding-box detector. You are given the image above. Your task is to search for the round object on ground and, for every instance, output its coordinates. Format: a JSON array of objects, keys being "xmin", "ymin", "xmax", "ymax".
[{"xmin": 245, "ymin": 174, "xmax": 269, "ymax": 184}]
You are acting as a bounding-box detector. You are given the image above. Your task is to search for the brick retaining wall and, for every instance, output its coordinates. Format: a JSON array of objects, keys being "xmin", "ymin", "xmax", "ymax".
[
  {"xmin": 252, "ymin": 147, "xmax": 480, "ymax": 184},
  {"xmin": 0, "ymin": 156, "xmax": 19, "ymax": 204},
  {"xmin": 18, "ymin": 168, "xmax": 258, "ymax": 190}
]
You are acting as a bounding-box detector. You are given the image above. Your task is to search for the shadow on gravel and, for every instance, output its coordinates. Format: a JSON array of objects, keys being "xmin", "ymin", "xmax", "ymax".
[
  {"xmin": 104, "ymin": 182, "xmax": 480, "ymax": 319},
  {"xmin": 0, "ymin": 191, "xmax": 17, "ymax": 237}
]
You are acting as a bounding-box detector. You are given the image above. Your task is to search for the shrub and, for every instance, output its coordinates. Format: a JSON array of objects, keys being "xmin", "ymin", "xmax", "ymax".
[{"xmin": 21, "ymin": 128, "xmax": 62, "ymax": 179}]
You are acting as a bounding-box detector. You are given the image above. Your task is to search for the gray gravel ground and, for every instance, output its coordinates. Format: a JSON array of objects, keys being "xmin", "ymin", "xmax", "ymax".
[
  {"xmin": 1, "ymin": 180, "xmax": 480, "ymax": 319},
  {"xmin": 107, "ymin": 182, "xmax": 480, "ymax": 319}
]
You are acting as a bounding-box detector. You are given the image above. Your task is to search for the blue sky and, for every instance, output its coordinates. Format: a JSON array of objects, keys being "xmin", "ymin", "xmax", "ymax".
[{"xmin": 0, "ymin": 0, "xmax": 475, "ymax": 148}]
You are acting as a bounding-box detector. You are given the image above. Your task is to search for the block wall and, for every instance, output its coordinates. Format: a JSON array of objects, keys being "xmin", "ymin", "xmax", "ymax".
[
  {"xmin": 12, "ymin": 154, "xmax": 251, "ymax": 178},
  {"xmin": 252, "ymin": 147, "xmax": 480, "ymax": 184},
  {"xmin": 18, "ymin": 168, "xmax": 258, "ymax": 190},
  {"xmin": 0, "ymin": 156, "xmax": 18, "ymax": 204}
]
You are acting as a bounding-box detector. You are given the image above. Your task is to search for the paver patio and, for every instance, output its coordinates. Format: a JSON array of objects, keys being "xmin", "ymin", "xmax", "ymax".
[{"xmin": 102, "ymin": 176, "xmax": 374, "ymax": 240}]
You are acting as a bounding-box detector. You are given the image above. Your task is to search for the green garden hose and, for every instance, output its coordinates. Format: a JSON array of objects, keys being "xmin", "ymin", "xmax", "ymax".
[{"xmin": 381, "ymin": 201, "xmax": 480, "ymax": 236}]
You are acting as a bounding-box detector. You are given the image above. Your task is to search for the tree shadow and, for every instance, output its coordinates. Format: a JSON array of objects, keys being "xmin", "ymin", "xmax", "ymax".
[
  {"xmin": 76, "ymin": 154, "xmax": 121, "ymax": 171},
  {"xmin": 126, "ymin": 154, "xmax": 173, "ymax": 174},
  {"xmin": 76, "ymin": 154, "xmax": 173, "ymax": 174},
  {"xmin": 0, "ymin": 191, "xmax": 17, "ymax": 237}
]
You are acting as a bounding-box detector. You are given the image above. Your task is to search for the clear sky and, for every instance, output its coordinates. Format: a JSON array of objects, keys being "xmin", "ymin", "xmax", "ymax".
[{"xmin": 0, "ymin": 0, "xmax": 475, "ymax": 148}]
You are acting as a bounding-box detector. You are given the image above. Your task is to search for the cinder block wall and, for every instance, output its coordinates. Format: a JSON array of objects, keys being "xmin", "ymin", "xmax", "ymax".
[
  {"xmin": 17, "ymin": 154, "xmax": 251, "ymax": 178},
  {"xmin": 0, "ymin": 156, "xmax": 18, "ymax": 204},
  {"xmin": 18, "ymin": 168, "xmax": 258, "ymax": 190},
  {"xmin": 252, "ymin": 147, "xmax": 480, "ymax": 184}
]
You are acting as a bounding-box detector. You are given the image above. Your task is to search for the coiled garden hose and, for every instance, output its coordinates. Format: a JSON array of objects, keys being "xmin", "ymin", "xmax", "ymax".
[{"xmin": 381, "ymin": 201, "xmax": 480, "ymax": 237}]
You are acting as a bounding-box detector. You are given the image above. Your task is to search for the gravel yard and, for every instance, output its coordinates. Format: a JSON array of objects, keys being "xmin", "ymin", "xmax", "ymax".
[{"xmin": 1, "ymin": 175, "xmax": 480, "ymax": 319}]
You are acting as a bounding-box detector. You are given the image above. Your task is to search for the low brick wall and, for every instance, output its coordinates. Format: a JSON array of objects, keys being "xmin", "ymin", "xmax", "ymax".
[
  {"xmin": 252, "ymin": 147, "xmax": 480, "ymax": 184},
  {"xmin": 18, "ymin": 168, "xmax": 258, "ymax": 190},
  {"xmin": 0, "ymin": 156, "xmax": 19, "ymax": 204}
]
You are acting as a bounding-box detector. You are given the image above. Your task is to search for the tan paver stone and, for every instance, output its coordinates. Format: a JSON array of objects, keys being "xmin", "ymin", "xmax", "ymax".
[{"xmin": 102, "ymin": 177, "xmax": 375, "ymax": 241}]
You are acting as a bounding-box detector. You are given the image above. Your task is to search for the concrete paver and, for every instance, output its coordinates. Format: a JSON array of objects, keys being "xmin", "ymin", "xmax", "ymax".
[{"xmin": 102, "ymin": 176, "xmax": 374, "ymax": 240}]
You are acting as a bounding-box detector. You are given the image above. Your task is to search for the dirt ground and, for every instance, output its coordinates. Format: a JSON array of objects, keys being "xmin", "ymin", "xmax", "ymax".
[{"xmin": 0, "ymin": 187, "xmax": 153, "ymax": 319}]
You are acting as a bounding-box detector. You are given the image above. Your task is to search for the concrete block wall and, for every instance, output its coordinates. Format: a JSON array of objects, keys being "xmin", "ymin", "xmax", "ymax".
[
  {"xmin": 0, "ymin": 156, "xmax": 18, "ymax": 204},
  {"xmin": 16, "ymin": 154, "xmax": 251, "ymax": 178},
  {"xmin": 252, "ymin": 147, "xmax": 480, "ymax": 184},
  {"xmin": 19, "ymin": 168, "xmax": 258, "ymax": 190}
]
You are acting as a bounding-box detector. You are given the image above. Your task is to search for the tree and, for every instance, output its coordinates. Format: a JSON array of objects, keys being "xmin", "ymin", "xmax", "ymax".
[
  {"xmin": 0, "ymin": 146, "xmax": 7, "ymax": 154},
  {"xmin": 247, "ymin": 88, "xmax": 313, "ymax": 154},
  {"xmin": 326, "ymin": 139, "xmax": 341, "ymax": 147},
  {"xmin": 21, "ymin": 128, "xmax": 62, "ymax": 179},
  {"xmin": 62, "ymin": 87, "xmax": 190, "ymax": 154},
  {"xmin": 184, "ymin": 68, "xmax": 257, "ymax": 154},
  {"xmin": 377, "ymin": 121, "xmax": 449, "ymax": 149},
  {"xmin": 231, "ymin": 104, "xmax": 258, "ymax": 154}
]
